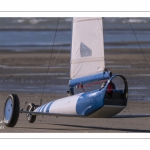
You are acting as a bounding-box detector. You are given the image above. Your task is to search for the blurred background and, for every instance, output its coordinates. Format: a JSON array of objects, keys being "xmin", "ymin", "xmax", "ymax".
[{"xmin": 0, "ymin": 17, "xmax": 150, "ymax": 101}]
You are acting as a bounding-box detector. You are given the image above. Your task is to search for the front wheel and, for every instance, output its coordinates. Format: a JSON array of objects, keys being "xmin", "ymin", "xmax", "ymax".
[
  {"xmin": 3, "ymin": 94, "xmax": 20, "ymax": 127},
  {"xmin": 26, "ymin": 103, "xmax": 36, "ymax": 123}
]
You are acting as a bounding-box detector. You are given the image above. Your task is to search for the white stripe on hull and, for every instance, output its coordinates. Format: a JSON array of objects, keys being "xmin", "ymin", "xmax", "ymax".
[
  {"xmin": 44, "ymin": 103, "xmax": 49, "ymax": 112},
  {"xmin": 34, "ymin": 93, "xmax": 83, "ymax": 114},
  {"xmin": 49, "ymin": 93, "xmax": 83, "ymax": 114},
  {"xmin": 39, "ymin": 104, "xmax": 45, "ymax": 112}
]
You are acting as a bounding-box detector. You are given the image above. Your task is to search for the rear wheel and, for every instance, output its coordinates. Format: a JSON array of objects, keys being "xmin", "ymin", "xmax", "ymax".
[
  {"xmin": 3, "ymin": 94, "xmax": 20, "ymax": 127},
  {"xmin": 26, "ymin": 103, "xmax": 36, "ymax": 123}
]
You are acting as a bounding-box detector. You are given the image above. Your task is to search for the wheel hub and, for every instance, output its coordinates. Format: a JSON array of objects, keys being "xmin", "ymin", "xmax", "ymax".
[{"xmin": 4, "ymin": 99, "xmax": 13, "ymax": 122}]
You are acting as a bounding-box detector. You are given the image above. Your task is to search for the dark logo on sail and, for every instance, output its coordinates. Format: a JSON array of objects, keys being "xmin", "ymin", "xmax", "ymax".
[{"xmin": 80, "ymin": 42, "xmax": 92, "ymax": 57}]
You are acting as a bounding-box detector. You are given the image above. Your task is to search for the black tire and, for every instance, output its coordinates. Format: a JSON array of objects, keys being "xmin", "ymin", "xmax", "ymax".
[
  {"xmin": 26, "ymin": 103, "xmax": 36, "ymax": 123},
  {"xmin": 3, "ymin": 94, "xmax": 20, "ymax": 127}
]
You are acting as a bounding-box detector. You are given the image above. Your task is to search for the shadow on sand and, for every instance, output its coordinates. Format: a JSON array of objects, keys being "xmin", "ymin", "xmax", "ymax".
[
  {"xmin": 51, "ymin": 123, "xmax": 150, "ymax": 133},
  {"xmin": 14, "ymin": 123, "xmax": 150, "ymax": 133}
]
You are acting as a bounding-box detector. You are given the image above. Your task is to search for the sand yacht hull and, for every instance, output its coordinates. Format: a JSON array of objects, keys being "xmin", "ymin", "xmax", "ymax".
[{"xmin": 33, "ymin": 75, "xmax": 128, "ymax": 118}]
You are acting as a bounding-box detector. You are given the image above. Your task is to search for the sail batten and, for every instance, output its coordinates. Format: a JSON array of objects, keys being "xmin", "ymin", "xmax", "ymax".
[
  {"xmin": 70, "ymin": 17, "xmax": 105, "ymax": 79},
  {"xmin": 71, "ymin": 57, "xmax": 104, "ymax": 64}
]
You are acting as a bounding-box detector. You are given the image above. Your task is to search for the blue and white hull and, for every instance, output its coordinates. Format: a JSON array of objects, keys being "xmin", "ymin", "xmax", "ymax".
[
  {"xmin": 34, "ymin": 75, "xmax": 128, "ymax": 118},
  {"xmin": 34, "ymin": 93, "xmax": 83, "ymax": 115},
  {"xmin": 34, "ymin": 89, "xmax": 106, "ymax": 117},
  {"xmin": 34, "ymin": 89, "xmax": 125, "ymax": 118}
]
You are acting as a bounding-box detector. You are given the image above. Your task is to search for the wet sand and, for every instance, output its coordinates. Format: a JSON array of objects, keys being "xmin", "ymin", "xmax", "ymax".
[{"xmin": 0, "ymin": 49, "xmax": 150, "ymax": 133}]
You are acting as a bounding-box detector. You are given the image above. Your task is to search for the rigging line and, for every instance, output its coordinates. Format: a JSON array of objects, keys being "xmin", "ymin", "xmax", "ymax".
[
  {"xmin": 40, "ymin": 17, "xmax": 60, "ymax": 106},
  {"xmin": 40, "ymin": 18, "xmax": 67, "ymax": 106},
  {"xmin": 128, "ymin": 18, "xmax": 150, "ymax": 71},
  {"xmin": 42, "ymin": 26, "xmax": 67, "ymax": 90}
]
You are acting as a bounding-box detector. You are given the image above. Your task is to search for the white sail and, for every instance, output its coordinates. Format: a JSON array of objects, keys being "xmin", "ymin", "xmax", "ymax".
[{"xmin": 70, "ymin": 17, "xmax": 105, "ymax": 79}]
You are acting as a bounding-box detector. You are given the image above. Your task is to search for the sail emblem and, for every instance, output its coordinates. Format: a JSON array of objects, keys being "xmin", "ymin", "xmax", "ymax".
[{"xmin": 80, "ymin": 42, "xmax": 92, "ymax": 57}]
